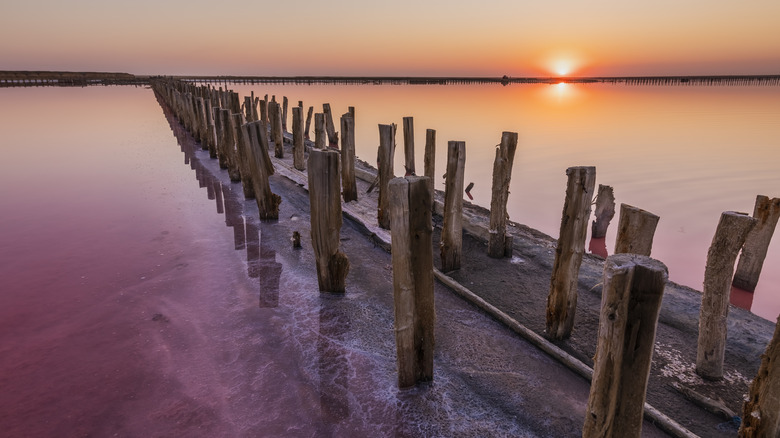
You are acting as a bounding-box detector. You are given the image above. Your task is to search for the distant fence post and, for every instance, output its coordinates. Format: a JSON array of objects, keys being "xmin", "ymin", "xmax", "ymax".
[
  {"xmin": 377, "ymin": 124, "xmax": 397, "ymax": 230},
  {"xmin": 591, "ymin": 184, "xmax": 616, "ymax": 239},
  {"xmin": 739, "ymin": 314, "xmax": 780, "ymax": 437},
  {"xmin": 244, "ymin": 121, "xmax": 281, "ymax": 220},
  {"xmin": 340, "ymin": 113, "xmax": 358, "ymax": 202},
  {"xmin": 614, "ymin": 204, "xmax": 660, "ymax": 256},
  {"xmin": 292, "ymin": 106, "xmax": 305, "ymax": 171},
  {"xmin": 546, "ymin": 166, "xmax": 596, "ymax": 340},
  {"xmin": 697, "ymin": 211, "xmax": 756, "ymax": 380},
  {"xmin": 733, "ymin": 195, "xmax": 780, "ymax": 291},
  {"xmin": 389, "ymin": 176, "xmax": 435, "ymax": 389},
  {"xmin": 307, "ymin": 149, "xmax": 349, "ymax": 293},
  {"xmin": 441, "ymin": 141, "xmax": 466, "ymax": 272},
  {"xmin": 488, "ymin": 131, "xmax": 518, "ymax": 258},
  {"xmin": 403, "ymin": 116, "xmax": 415, "ymax": 175},
  {"xmin": 323, "ymin": 103, "xmax": 339, "ymax": 147},
  {"xmin": 583, "ymin": 254, "xmax": 668, "ymax": 438}
]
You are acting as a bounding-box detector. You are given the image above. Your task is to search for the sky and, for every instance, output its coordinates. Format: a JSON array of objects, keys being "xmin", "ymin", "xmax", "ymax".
[{"xmin": 2, "ymin": 0, "xmax": 779, "ymax": 77}]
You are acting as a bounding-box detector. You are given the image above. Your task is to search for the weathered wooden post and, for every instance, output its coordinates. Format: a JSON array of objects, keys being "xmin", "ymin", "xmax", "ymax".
[
  {"xmin": 583, "ymin": 254, "xmax": 668, "ymax": 438},
  {"xmin": 271, "ymin": 102, "xmax": 284, "ymax": 158},
  {"xmin": 614, "ymin": 204, "xmax": 660, "ymax": 256},
  {"xmin": 441, "ymin": 141, "xmax": 466, "ymax": 272},
  {"xmin": 243, "ymin": 96, "xmax": 254, "ymax": 122},
  {"xmin": 377, "ymin": 124, "xmax": 397, "ymax": 230},
  {"xmin": 205, "ymin": 99, "xmax": 217, "ymax": 156},
  {"xmin": 213, "ymin": 108, "xmax": 226, "ymax": 163},
  {"xmin": 243, "ymin": 121, "xmax": 281, "ymax": 220},
  {"xmin": 259, "ymin": 99, "xmax": 268, "ymax": 125},
  {"xmin": 733, "ymin": 195, "xmax": 780, "ymax": 291},
  {"xmin": 389, "ymin": 176, "xmax": 435, "ymax": 388},
  {"xmin": 292, "ymin": 106, "xmax": 305, "ymax": 171},
  {"xmin": 424, "ymin": 129, "xmax": 436, "ymax": 209},
  {"xmin": 591, "ymin": 184, "xmax": 616, "ymax": 239},
  {"xmin": 697, "ymin": 211, "xmax": 756, "ymax": 380},
  {"xmin": 307, "ymin": 149, "xmax": 350, "ymax": 293},
  {"xmin": 323, "ymin": 103, "xmax": 338, "ymax": 147},
  {"xmin": 488, "ymin": 131, "xmax": 518, "ymax": 258},
  {"xmin": 305, "ymin": 106, "xmax": 314, "ymax": 139},
  {"xmin": 340, "ymin": 113, "xmax": 358, "ymax": 202},
  {"xmin": 739, "ymin": 315, "xmax": 780, "ymax": 437},
  {"xmin": 402, "ymin": 116, "xmax": 415, "ymax": 175},
  {"xmin": 314, "ymin": 113, "xmax": 326, "ymax": 149},
  {"xmin": 232, "ymin": 113, "xmax": 255, "ymax": 199},
  {"xmin": 545, "ymin": 166, "xmax": 596, "ymax": 340},
  {"xmin": 223, "ymin": 109, "xmax": 241, "ymax": 182},
  {"xmin": 282, "ymin": 96, "xmax": 288, "ymax": 131}
]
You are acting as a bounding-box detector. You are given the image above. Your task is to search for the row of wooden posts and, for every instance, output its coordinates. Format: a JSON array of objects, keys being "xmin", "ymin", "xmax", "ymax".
[{"xmin": 152, "ymin": 78, "xmax": 780, "ymax": 437}]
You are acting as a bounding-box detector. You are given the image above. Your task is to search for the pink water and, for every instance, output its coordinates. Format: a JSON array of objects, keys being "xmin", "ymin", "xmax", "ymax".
[{"xmin": 230, "ymin": 82, "xmax": 780, "ymax": 321}]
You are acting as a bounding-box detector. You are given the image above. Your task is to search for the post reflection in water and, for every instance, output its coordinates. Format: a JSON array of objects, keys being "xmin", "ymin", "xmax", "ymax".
[
  {"xmin": 317, "ymin": 297, "xmax": 350, "ymax": 428},
  {"xmin": 221, "ymin": 183, "xmax": 246, "ymax": 251},
  {"xmin": 257, "ymin": 221, "xmax": 282, "ymax": 308},
  {"xmin": 588, "ymin": 237, "xmax": 608, "ymax": 259},
  {"xmin": 245, "ymin": 216, "xmax": 260, "ymax": 278},
  {"xmin": 213, "ymin": 180, "xmax": 224, "ymax": 214},
  {"xmin": 730, "ymin": 285, "xmax": 755, "ymax": 312}
]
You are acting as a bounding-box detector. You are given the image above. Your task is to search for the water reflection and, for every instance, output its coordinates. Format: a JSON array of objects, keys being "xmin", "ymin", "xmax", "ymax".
[
  {"xmin": 318, "ymin": 296, "xmax": 351, "ymax": 428},
  {"xmin": 588, "ymin": 237, "xmax": 608, "ymax": 259},
  {"xmin": 258, "ymin": 221, "xmax": 282, "ymax": 308},
  {"xmin": 730, "ymin": 285, "xmax": 754, "ymax": 311},
  {"xmin": 245, "ymin": 216, "xmax": 260, "ymax": 278},
  {"xmin": 222, "ymin": 183, "xmax": 246, "ymax": 251}
]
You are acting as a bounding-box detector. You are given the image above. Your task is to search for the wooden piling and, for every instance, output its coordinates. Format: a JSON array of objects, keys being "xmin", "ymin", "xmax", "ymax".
[
  {"xmin": 282, "ymin": 96, "xmax": 288, "ymax": 131},
  {"xmin": 305, "ymin": 106, "xmax": 314, "ymax": 139},
  {"xmin": 487, "ymin": 131, "xmax": 518, "ymax": 258},
  {"xmin": 441, "ymin": 141, "xmax": 466, "ymax": 272},
  {"xmin": 292, "ymin": 106, "xmax": 305, "ymax": 171},
  {"xmin": 545, "ymin": 166, "xmax": 596, "ymax": 340},
  {"xmin": 377, "ymin": 124, "xmax": 397, "ymax": 230},
  {"xmin": 696, "ymin": 211, "xmax": 756, "ymax": 380},
  {"xmin": 323, "ymin": 103, "xmax": 338, "ymax": 147},
  {"xmin": 733, "ymin": 195, "xmax": 780, "ymax": 292},
  {"xmin": 739, "ymin": 314, "xmax": 780, "ymax": 437},
  {"xmin": 222, "ymin": 109, "xmax": 241, "ymax": 182},
  {"xmin": 205, "ymin": 99, "xmax": 217, "ymax": 155},
  {"xmin": 389, "ymin": 176, "xmax": 435, "ymax": 388},
  {"xmin": 307, "ymin": 149, "xmax": 350, "ymax": 293},
  {"xmin": 243, "ymin": 121, "xmax": 280, "ymax": 219},
  {"xmin": 403, "ymin": 117, "xmax": 415, "ymax": 175},
  {"xmin": 213, "ymin": 109, "xmax": 226, "ymax": 165},
  {"xmin": 233, "ymin": 113, "xmax": 255, "ymax": 199},
  {"xmin": 591, "ymin": 184, "xmax": 616, "ymax": 239},
  {"xmin": 614, "ymin": 204, "xmax": 660, "ymax": 256},
  {"xmin": 340, "ymin": 113, "xmax": 357, "ymax": 202},
  {"xmin": 314, "ymin": 113, "xmax": 326, "ymax": 149},
  {"xmin": 259, "ymin": 99, "xmax": 268, "ymax": 125},
  {"xmin": 271, "ymin": 102, "xmax": 284, "ymax": 158},
  {"xmin": 583, "ymin": 254, "xmax": 668, "ymax": 438},
  {"xmin": 243, "ymin": 96, "xmax": 254, "ymax": 122},
  {"xmin": 424, "ymin": 129, "xmax": 436, "ymax": 209}
]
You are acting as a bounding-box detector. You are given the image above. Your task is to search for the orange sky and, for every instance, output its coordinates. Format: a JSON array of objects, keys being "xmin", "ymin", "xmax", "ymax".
[{"xmin": 1, "ymin": 0, "xmax": 779, "ymax": 76}]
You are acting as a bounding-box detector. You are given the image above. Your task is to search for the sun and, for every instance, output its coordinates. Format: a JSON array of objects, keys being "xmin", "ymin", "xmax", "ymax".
[{"xmin": 553, "ymin": 60, "xmax": 572, "ymax": 76}]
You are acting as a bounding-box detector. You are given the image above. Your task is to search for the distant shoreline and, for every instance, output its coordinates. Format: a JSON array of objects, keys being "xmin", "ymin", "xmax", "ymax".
[{"xmin": 2, "ymin": 70, "xmax": 780, "ymax": 86}]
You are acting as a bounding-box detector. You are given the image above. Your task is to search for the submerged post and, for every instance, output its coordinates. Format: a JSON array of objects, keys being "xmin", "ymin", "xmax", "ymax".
[
  {"xmin": 614, "ymin": 204, "xmax": 660, "ymax": 256},
  {"xmin": 583, "ymin": 254, "xmax": 668, "ymax": 438},
  {"xmin": 697, "ymin": 211, "xmax": 756, "ymax": 380},
  {"xmin": 340, "ymin": 113, "xmax": 357, "ymax": 202},
  {"xmin": 424, "ymin": 129, "xmax": 436, "ymax": 209},
  {"xmin": 402, "ymin": 116, "xmax": 415, "ymax": 175},
  {"xmin": 733, "ymin": 195, "xmax": 780, "ymax": 292},
  {"xmin": 488, "ymin": 131, "xmax": 518, "ymax": 258},
  {"xmin": 307, "ymin": 149, "xmax": 349, "ymax": 293},
  {"xmin": 591, "ymin": 184, "xmax": 616, "ymax": 239},
  {"xmin": 292, "ymin": 106, "xmax": 305, "ymax": 171},
  {"xmin": 377, "ymin": 124, "xmax": 397, "ymax": 230},
  {"xmin": 389, "ymin": 176, "xmax": 435, "ymax": 389},
  {"xmin": 441, "ymin": 141, "xmax": 466, "ymax": 272},
  {"xmin": 739, "ymin": 315, "xmax": 780, "ymax": 437},
  {"xmin": 546, "ymin": 166, "xmax": 596, "ymax": 340}
]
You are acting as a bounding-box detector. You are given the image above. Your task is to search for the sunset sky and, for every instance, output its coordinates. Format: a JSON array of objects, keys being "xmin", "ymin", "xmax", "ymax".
[{"xmin": 2, "ymin": 0, "xmax": 779, "ymax": 77}]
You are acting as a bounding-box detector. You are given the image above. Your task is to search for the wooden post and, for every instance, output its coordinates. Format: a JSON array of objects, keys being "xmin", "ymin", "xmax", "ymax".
[
  {"xmin": 271, "ymin": 102, "xmax": 284, "ymax": 158},
  {"xmin": 292, "ymin": 106, "xmax": 305, "ymax": 171},
  {"xmin": 697, "ymin": 211, "xmax": 756, "ymax": 380},
  {"xmin": 614, "ymin": 204, "xmax": 660, "ymax": 256},
  {"xmin": 402, "ymin": 116, "xmax": 415, "ymax": 176},
  {"xmin": 441, "ymin": 141, "xmax": 466, "ymax": 272},
  {"xmin": 733, "ymin": 195, "xmax": 780, "ymax": 291},
  {"xmin": 259, "ymin": 99, "xmax": 268, "ymax": 125},
  {"xmin": 583, "ymin": 254, "xmax": 668, "ymax": 438},
  {"xmin": 243, "ymin": 121, "xmax": 280, "ymax": 219},
  {"xmin": 591, "ymin": 184, "xmax": 616, "ymax": 239},
  {"xmin": 223, "ymin": 109, "xmax": 241, "ymax": 182},
  {"xmin": 305, "ymin": 106, "xmax": 314, "ymax": 139},
  {"xmin": 739, "ymin": 314, "xmax": 780, "ymax": 437},
  {"xmin": 307, "ymin": 149, "xmax": 350, "ymax": 293},
  {"xmin": 340, "ymin": 113, "xmax": 358, "ymax": 202},
  {"xmin": 205, "ymin": 100, "xmax": 217, "ymax": 156},
  {"xmin": 213, "ymin": 108, "xmax": 227, "ymax": 165},
  {"xmin": 546, "ymin": 166, "xmax": 597, "ymax": 340},
  {"xmin": 487, "ymin": 131, "xmax": 518, "ymax": 258},
  {"xmin": 389, "ymin": 176, "xmax": 434, "ymax": 388},
  {"xmin": 377, "ymin": 124, "xmax": 397, "ymax": 230},
  {"xmin": 314, "ymin": 113, "xmax": 326, "ymax": 149},
  {"xmin": 323, "ymin": 103, "xmax": 338, "ymax": 147},
  {"xmin": 282, "ymin": 96, "xmax": 288, "ymax": 131},
  {"xmin": 244, "ymin": 96, "xmax": 254, "ymax": 122},
  {"xmin": 424, "ymin": 129, "xmax": 436, "ymax": 209},
  {"xmin": 233, "ymin": 113, "xmax": 255, "ymax": 199}
]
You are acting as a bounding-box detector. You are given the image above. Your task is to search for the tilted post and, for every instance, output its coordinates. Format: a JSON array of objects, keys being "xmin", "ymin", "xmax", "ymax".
[
  {"xmin": 305, "ymin": 106, "xmax": 314, "ymax": 139},
  {"xmin": 739, "ymin": 315, "xmax": 780, "ymax": 437},
  {"xmin": 389, "ymin": 176, "xmax": 435, "ymax": 389},
  {"xmin": 292, "ymin": 106, "xmax": 305, "ymax": 171},
  {"xmin": 340, "ymin": 113, "xmax": 358, "ymax": 202},
  {"xmin": 441, "ymin": 141, "xmax": 466, "ymax": 272},
  {"xmin": 377, "ymin": 124, "xmax": 397, "ymax": 230},
  {"xmin": 487, "ymin": 131, "xmax": 518, "ymax": 258},
  {"xmin": 614, "ymin": 204, "xmax": 660, "ymax": 256},
  {"xmin": 403, "ymin": 116, "xmax": 415, "ymax": 175},
  {"xmin": 591, "ymin": 184, "xmax": 616, "ymax": 239},
  {"xmin": 546, "ymin": 166, "xmax": 596, "ymax": 340},
  {"xmin": 323, "ymin": 103, "xmax": 339, "ymax": 147},
  {"xmin": 223, "ymin": 109, "xmax": 241, "ymax": 182},
  {"xmin": 733, "ymin": 195, "xmax": 780, "ymax": 291},
  {"xmin": 243, "ymin": 121, "xmax": 281, "ymax": 220},
  {"xmin": 232, "ymin": 113, "xmax": 255, "ymax": 199},
  {"xmin": 697, "ymin": 211, "xmax": 756, "ymax": 380},
  {"xmin": 307, "ymin": 149, "xmax": 350, "ymax": 293},
  {"xmin": 583, "ymin": 254, "xmax": 668, "ymax": 438}
]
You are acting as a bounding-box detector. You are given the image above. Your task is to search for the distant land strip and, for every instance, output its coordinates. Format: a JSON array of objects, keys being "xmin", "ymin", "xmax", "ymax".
[{"xmin": 2, "ymin": 71, "xmax": 780, "ymax": 87}]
